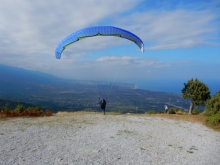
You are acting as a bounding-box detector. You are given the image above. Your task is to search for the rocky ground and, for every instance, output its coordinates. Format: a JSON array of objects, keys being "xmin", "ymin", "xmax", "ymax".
[{"xmin": 0, "ymin": 113, "xmax": 220, "ymax": 165}]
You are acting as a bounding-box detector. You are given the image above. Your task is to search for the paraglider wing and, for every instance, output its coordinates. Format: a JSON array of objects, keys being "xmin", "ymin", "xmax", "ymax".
[{"xmin": 55, "ymin": 26, "xmax": 144, "ymax": 59}]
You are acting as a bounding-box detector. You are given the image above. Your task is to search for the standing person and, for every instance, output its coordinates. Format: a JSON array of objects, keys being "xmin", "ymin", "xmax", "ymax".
[
  {"xmin": 98, "ymin": 98, "xmax": 108, "ymax": 115},
  {"xmin": 164, "ymin": 105, "xmax": 168, "ymax": 114}
]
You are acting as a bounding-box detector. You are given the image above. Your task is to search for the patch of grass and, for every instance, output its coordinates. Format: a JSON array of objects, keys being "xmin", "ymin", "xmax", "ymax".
[
  {"xmin": 56, "ymin": 111, "xmax": 93, "ymax": 116},
  {"xmin": 168, "ymin": 108, "xmax": 176, "ymax": 114},
  {"xmin": 144, "ymin": 113, "xmax": 206, "ymax": 125},
  {"xmin": 187, "ymin": 151, "xmax": 194, "ymax": 153},
  {"xmin": 117, "ymin": 129, "xmax": 133, "ymax": 135},
  {"xmin": 176, "ymin": 110, "xmax": 184, "ymax": 115},
  {"xmin": 146, "ymin": 110, "xmax": 156, "ymax": 114},
  {"xmin": 140, "ymin": 147, "xmax": 145, "ymax": 150},
  {"xmin": 107, "ymin": 112, "xmax": 122, "ymax": 115},
  {"xmin": 205, "ymin": 114, "xmax": 220, "ymax": 129},
  {"xmin": 192, "ymin": 109, "xmax": 200, "ymax": 115},
  {"xmin": 20, "ymin": 128, "xmax": 26, "ymax": 132},
  {"xmin": 157, "ymin": 110, "xmax": 164, "ymax": 114},
  {"xmin": 178, "ymin": 146, "xmax": 183, "ymax": 150},
  {"xmin": 1, "ymin": 107, "xmax": 53, "ymax": 117},
  {"xmin": 190, "ymin": 146, "xmax": 198, "ymax": 151}
]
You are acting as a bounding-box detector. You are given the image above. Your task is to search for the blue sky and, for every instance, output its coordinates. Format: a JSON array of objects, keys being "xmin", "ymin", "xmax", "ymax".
[{"xmin": 0, "ymin": 0, "xmax": 219, "ymax": 92}]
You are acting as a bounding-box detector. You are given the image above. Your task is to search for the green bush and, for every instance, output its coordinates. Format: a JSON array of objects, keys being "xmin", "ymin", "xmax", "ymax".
[
  {"xmin": 1, "ymin": 106, "xmax": 53, "ymax": 117},
  {"xmin": 147, "ymin": 110, "xmax": 156, "ymax": 114},
  {"xmin": 192, "ymin": 109, "xmax": 200, "ymax": 115},
  {"xmin": 14, "ymin": 105, "xmax": 25, "ymax": 113},
  {"xmin": 205, "ymin": 114, "xmax": 220, "ymax": 127},
  {"xmin": 204, "ymin": 91, "xmax": 220, "ymax": 116},
  {"xmin": 176, "ymin": 109, "xmax": 184, "ymax": 114},
  {"xmin": 168, "ymin": 108, "xmax": 176, "ymax": 114},
  {"xmin": 204, "ymin": 91, "xmax": 220, "ymax": 128},
  {"xmin": 27, "ymin": 107, "xmax": 35, "ymax": 111},
  {"xmin": 157, "ymin": 110, "xmax": 164, "ymax": 114},
  {"xmin": 27, "ymin": 106, "xmax": 42, "ymax": 112}
]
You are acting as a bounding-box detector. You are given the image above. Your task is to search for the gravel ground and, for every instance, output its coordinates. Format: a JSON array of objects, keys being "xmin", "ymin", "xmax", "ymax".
[{"xmin": 0, "ymin": 113, "xmax": 220, "ymax": 165}]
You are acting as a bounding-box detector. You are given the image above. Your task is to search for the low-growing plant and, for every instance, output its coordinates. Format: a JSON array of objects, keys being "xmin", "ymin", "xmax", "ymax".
[
  {"xmin": 205, "ymin": 114, "xmax": 220, "ymax": 127},
  {"xmin": 157, "ymin": 110, "xmax": 164, "ymax": 114},
  {"xmin": 176, "ymin": 109, "xmax": 184, "ymax": 115},
  {"xmin": 147, "ymin": 110, "xmax": 156, "ymax": 114},
  {"xmin": 1, "ymin": 106, "xmax": 53, "ymax": 117},
  {"xmin": 192, "ymin": 109, "xmax": 200, "ymax": 115},
  {"xmin": 168, "ymin": 108, "xmax": 183, "ymax": 114},
  {"xmin": 168, "ymin": 108, "xmax": 176, "ymax": 114},
  {"xmin": 204, "ymin": 91, "xmax": 220, "ymax": 117},
  {"xmin": 14, "ymin": 105, "xmax": 25, "ymax": 113},
  {"xmin": 204, "ymin": 91, "xmax": 220, "ymax": 128},
  {"xmin": 21, "ymin": 109, "xmax": 43, "ymax": 116},
  {"xmin": 44, "ymin": 109, "xmax": 53, "ymax": 116}
]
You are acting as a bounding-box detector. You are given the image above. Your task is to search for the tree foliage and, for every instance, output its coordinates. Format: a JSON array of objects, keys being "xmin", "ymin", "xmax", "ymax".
[
  {"xmin": 205, "ymin": 91, "xmax": 220, "ymax": 128},
  {"xmin": 182, "ymin": 78, "xmax": 211, "ymax": 114},
  {"xmin": 205, "ymin": 91, "xmax": 220, "ymax": 116}
]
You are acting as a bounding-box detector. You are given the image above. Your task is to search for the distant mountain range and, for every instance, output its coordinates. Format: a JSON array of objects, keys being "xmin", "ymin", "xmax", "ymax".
[{"xmin": 0, "ymin": 64, "xmax": 191, "ymax": 113}]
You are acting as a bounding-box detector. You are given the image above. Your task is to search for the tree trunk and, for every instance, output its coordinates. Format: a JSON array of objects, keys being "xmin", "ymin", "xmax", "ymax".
[{"xmin": 188, "ymin": 101, "xmax": 194, "ymax": 115}]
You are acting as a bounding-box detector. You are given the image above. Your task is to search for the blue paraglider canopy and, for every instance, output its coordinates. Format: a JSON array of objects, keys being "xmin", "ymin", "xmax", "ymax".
[{"xmin": 55, "ymin": 26, "xmax": 144, "ymax": 59}]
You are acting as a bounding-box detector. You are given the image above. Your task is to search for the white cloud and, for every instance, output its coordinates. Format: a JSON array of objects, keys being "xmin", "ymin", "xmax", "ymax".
[
  {"xmin": 1, "ymin": 0, "xmax": 218, "ymax": 60},
  {"xmin": 0, "ymin": 0, "xmax": 139, "ymax": 56},
  {"xmin": 116, "ymin": 9, "xmax": 219, "ymax": 50},
  {"xmin": 0, "ymin": 0, "xmax": 219, "ymax": 81},
  {"xmin": 50, "ymin": 56, "xmax": 191, "ymax": 80},
  {"xmin": 96, "ymin": 56, "xmax": 172, "ymax": 68}
]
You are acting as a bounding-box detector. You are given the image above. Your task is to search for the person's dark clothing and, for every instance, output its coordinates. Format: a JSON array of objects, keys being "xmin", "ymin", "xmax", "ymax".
[{"xmin": 99, "ymin": 99, "xmax": 108, "ymax": 115}]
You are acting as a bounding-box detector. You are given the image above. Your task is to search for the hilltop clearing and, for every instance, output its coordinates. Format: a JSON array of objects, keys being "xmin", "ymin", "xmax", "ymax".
[{"xmin": 0, "ymin": 113, "xmax": 219, "ymax": 164}]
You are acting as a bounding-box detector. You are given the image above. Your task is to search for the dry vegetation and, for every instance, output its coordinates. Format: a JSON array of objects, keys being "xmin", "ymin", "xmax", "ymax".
[
  {"xmin": 55, "ymin": 111, "xmax": 206, "ymax": 125},
  {"xmin": 135, "ymin": 113, "xmax": 219, "ymax": 131},
  {"xmin": 142, "ymin": 114, "xmax": 206, "ymax": 125},
  {"xmin": 0, "ymin": 106, "xmax": 53, "ymax": 118},
  {"xmin": 1, "ymin": 110, "xmax": 219, "ymax": 131}
]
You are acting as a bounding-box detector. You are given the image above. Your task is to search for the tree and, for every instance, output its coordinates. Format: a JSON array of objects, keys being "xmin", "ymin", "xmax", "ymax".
[
  {"xmin": 204, "ymin": 91, "xmax": 220, "ymax": 116},
  {"xmin": 204, "ymin": 91, "xmax": 220, "ymax": 127},
  {"xmin": 182, "ymin": 78, "xmax": 211, "ymax": 115}
]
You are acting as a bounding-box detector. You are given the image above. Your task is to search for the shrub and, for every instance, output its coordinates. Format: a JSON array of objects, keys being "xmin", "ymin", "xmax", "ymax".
[
  {"xmin": 168, "ymin": 108, "xmax": 176, "ymax": 114},
  {"xmin": 21, "ymin": 110, "xmax": 42, "ymax": 116},
  {"xmin": 14, "ymin": 105, "xmax": 25, "ymax": 113},
  {"xmin": 1, "ymin": 106, "xmax": 52, "ymax": 117},
  {"xmin": 176, "ymin": 109, "xmax": 184, "ymax": 115},
  {"xmin": 44, "ymin": 110, "xmax": 53, "ymax": 116},
  {"xmin": 204, "ymin": 91, "xmax": 220, "ymax": 116},
  {"xmin": 205, "ymin": 114, "xmax": 220, "ymax": 127},
  {"xmin": 147, "ymin": 110, "xmax": 156, "ymax": 114},
  {"xmin": 192, "ymin": 109, "xmax": 200, "ymax": 115},
  {"xmin": 26, "ymin": 107, "xmax": 35, "ymax": 111},
  {"xmin": 204, "ymin": 91, "xmax": 220, "ymax": 128},
  {"xmin": 157, "ymin": 110, "xmax": 164, "ymax": 114}
]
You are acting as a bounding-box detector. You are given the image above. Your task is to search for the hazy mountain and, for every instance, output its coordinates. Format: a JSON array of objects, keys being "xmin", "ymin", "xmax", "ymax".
[
  {"xmin": 0, "ymin": 64, "xmax": 61, "ymax": 87},
  {"xmin": 0, "ymin": 64, "xmax": 191, "ymax": 113}
]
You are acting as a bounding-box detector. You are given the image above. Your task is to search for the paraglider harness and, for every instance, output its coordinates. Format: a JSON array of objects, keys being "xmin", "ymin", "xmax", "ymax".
[
  {"xmin": 98, "ymin": 98, "xmax": 107, "ymax": 111},
  {"xmin": 98, "ymin": 98, "xmax": 107, "ymax": 115},
  {"xmin": 100, "ymin": 99, "xmax": 106, "ymax": 109}
]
